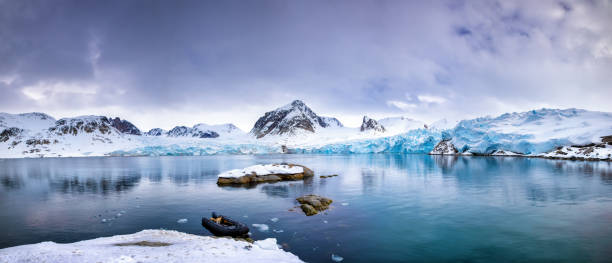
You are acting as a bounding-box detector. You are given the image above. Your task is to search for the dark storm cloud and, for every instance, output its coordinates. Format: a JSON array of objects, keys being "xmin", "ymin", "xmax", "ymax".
[{"xmin": 0, "ymin": 0, "xmax": 611, "ymax": 129}]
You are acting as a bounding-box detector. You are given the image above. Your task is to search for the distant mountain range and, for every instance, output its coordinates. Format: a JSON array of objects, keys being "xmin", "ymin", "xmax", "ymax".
[{"xmin": 1, "ymin": 100, "xmax": 611, "ymax": 160}]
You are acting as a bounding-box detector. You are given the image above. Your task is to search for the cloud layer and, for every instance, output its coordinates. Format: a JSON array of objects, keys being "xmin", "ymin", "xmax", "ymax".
[{"xmin": 1, "ymin": 0, "xmax": 611, "ymax": 130}]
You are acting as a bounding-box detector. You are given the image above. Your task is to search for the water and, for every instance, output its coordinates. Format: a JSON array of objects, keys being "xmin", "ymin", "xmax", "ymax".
[{"xmin": 1, "ymin": 154, "xmax": 612, "ymax": 262}]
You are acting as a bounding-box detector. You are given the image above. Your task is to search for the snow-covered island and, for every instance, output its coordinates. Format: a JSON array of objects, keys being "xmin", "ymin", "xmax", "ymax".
[
  {"xmin": 0, "ymin": 230, "xmax": 303, "ymax": 262},
  {"xmin": 1, "ymin": 100, "xmax": 611, "ymax": 161},
  {"xmin": 217, "ymin": 164, "xmax": 314, "ymax": 185}
]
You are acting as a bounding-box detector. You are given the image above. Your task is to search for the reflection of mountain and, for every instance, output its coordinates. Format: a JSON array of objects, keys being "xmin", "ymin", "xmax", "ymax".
[
  {"xmin": 49, "ymin": 175, "xmax": 141, "ymax": 195},
  {"xmin": 1, "ymin": 175, "xmax": 23, "ymax": 190}
]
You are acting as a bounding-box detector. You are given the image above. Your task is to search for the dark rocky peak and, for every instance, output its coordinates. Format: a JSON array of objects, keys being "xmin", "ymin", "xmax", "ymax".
[
  {"xmin": 145, "ymin": 128, "xmax": 166, "ymax": 136},
  {"xmin": 250, "ymin": 100, "xmax": 340, "ymax": 138},
  {"xmin": 360, "ymin": 116, "xmax": 385, "ymax": 132},
  {"xmin": 109, "ymin": 117, "xmax": 141, "ymax": 135},
  {"xmin": 49, "ymin": 116, "xmax": 113, "ymax": 136},
  {"xmin": 167, "ymin": 126, "xmax": 219, "ymax": 138}
]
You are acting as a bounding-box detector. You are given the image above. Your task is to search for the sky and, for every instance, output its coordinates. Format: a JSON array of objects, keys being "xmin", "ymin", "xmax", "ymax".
[{"xmin": 1, "ymin": 0, "xmax": 611, "ymax": 131}]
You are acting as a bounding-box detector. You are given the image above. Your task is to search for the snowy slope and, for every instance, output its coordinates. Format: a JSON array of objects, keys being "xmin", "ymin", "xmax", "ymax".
[
  {"xmin": 0, "ymin": 112, "xmax": 56, "ymax": 134},
  {"xmin": 378, "ymin": 116, "xmax": 426, "ymax": 135},
  {"xmin": 0, "ymin": 229, "xmax": 303, "ymax": 263}
]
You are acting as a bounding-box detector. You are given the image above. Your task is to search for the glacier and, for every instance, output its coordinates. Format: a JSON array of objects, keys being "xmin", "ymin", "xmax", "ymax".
[{"xmin": 2, "ymin": 108, "xmax": 611, "ymax": 158}]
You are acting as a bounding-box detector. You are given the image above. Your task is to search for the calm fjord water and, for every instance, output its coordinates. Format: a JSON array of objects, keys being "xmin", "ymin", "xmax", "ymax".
[{"xmin": 1, "ymin": 154, "xmax": 611, "ymax": 262}]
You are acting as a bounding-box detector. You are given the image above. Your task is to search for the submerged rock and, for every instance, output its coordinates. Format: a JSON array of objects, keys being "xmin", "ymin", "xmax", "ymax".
[
  {"xmin": 296, "ymin": 194, "xmax": 333, "ymax": 216},
  {"xmin": 217, "ymin": 164, "xmax": 314, "ymax": 185}
]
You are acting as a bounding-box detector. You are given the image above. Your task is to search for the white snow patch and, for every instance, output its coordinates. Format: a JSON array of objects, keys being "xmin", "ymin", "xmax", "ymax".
[
  {"xmin": 218, "ymin": 164, "xmax": 303, "ymax": 178},
  {"xmin": 0, "ymin": 229, "xmax": 303, "ymax": 262}
]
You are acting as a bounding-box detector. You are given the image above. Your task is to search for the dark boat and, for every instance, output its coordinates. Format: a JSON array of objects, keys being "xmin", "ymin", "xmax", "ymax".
[{"xmin": 201, "ymin": 212, "xmax": 250, "ymax": 237}]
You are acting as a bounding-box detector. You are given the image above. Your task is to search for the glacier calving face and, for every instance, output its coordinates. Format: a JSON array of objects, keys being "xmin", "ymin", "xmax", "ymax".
[
  {"xmin": 291, "ymin": 129, "xmax": 442, "ymax": 154},
  {"xmin": 449, "ymin": 108, "xmax": 612, "ymax": 154}
]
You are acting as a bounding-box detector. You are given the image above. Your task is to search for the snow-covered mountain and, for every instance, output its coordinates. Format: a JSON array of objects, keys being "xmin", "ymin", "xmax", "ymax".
[
  {"xmin": 1, "ymin": 106, "xmax": 611, "ymax": 160},
  {"xmin": 250, "ymin": 100, "xmax": 342, "ymax": 138},
  {"xmin": 360, "ymin": 116, "xmax": 385, "ymax": 132},
  {"xmin": 377, "ymin": 116, "xmax": 425, "ymax": 134},
  {"xmin": 145, "ymin": 123, "xmax": 244, "ymax": 138}
]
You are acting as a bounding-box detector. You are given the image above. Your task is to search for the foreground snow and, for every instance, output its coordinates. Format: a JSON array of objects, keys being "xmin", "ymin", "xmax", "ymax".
[
  {"xmin": 0, "ymin": 229, "xmax": 303, "ymax": 263},
  {"xmin": 218, "ymin": 164, "xmax": 304, "ymax": 178}
]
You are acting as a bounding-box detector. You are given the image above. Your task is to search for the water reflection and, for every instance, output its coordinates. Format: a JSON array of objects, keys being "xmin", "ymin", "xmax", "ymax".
[{"xmin": 1, "ymin": 155, "xmax": 612, "ymax": 263}]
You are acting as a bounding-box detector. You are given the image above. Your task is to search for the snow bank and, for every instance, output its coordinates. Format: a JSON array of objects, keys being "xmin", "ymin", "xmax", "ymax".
[
  {"xmin": 0, "ymin": 229, "xmax": 303, "ymax": 263},
  {"xmin": 539, "ymin": 145, "xmax": 612, "ymax": 160},
  {"xmin": 218, "ymin": 164, "xmax": 303, "ymax": 178}
]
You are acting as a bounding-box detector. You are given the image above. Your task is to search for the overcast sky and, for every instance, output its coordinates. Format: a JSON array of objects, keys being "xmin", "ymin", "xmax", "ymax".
[{"xmin": 1, "ymin": 0, "xmax": 611, "ymax": 131}]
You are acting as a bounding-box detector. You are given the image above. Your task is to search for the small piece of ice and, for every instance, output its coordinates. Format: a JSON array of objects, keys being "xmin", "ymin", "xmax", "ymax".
[
  {"xmin": 331, "ymin": 254, "xmax": 344, "ymax": 262},
  {"xmin": 252, "ymin": 224, "xmax": 269, "ymax": 232},
  {"xmin": 254, "ymin": 238, "xmax": 279, "ymax": 250},
  {"xmin": 270, "ymin": 217, "xmax": 279, "ymax": 222},
  {"xmin": 323, "ymin": 220, "xmax": 328, "ymax": 224},
  {"xmin": 243, "ymin": 215, "xmax": 249, "ymax": 218},
  {"xmin": 341, "ymin": 202, "xmax": 349, "ymax": 206},
  {"xmin": 101, "ymin": 219, "xmax": 107, "ymax": 223},
  {"xmin": 177, "ymin": 218, "xmax": 188, "ymax": 224},
  {"xmin": 273, "ymin": 229, "xmax": 284, "ymax": 233},
  {"xmin": 116, "ymin": 213, "xmax": 122, "ymax": 217}
]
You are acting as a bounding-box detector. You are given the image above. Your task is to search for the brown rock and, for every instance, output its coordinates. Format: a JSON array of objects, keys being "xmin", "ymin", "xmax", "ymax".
[
  {"xmin": 217, "ymin": 163, "xmax": 314, "ymax": 185},
  {"xmin": 296, "ymin": 194, "xmax": 333, "ymax": 216}
]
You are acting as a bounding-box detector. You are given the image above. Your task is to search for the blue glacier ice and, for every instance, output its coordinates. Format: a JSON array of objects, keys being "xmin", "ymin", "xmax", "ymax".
[
  {"xmin": 291, "ymin": 129, "xmax": 442, "ymax": 154},
  {"xmin": 108, "ymin": 109, "xmax": 612, "ymax": 156}
]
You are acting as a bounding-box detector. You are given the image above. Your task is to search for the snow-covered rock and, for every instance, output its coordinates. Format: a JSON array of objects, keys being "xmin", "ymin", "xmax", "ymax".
[
  {"xmin": 167, "ymin": 125, "xmax": 219, "ymax": 138},
  {"xmin": 145, "ymin": 128, "xmax": 166, "ymax": 136},
  {"xmin": 360, "ymin": 116, "xmax": 385, "ymax": 133},
  {"xmin": 0, "ymin": 230, "xmax": 303, "ymax": 263},
  {"xmin": 540, "ymin": 144, "xmax": 612, "ymax": 161},
  {"xmin": 250, "ymin": 100, "xmax": 341, "ymax": 138},
  {"xmin": 218, "ymin": 164, "xmax": 304, "ymax": 178},
  {"xmin": 378, "ymin": 116, "xmax": 426, "ymax": 134},
  {"xmin": 429, "ymin": 139, "xmax": 458, "ymax": 155}
]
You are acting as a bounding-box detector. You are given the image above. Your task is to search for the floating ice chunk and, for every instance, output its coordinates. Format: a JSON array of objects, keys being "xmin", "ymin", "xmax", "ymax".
[
  {"xmin": 323, "ymin": 220, "xmax": 328, "ymax": 224},
  {"xmin": 254, "ymin": 238, "xmax": 280, "ymax": 250},
  {"xmin": 341, "ymin": 202, "xmax": 349, "ymax": 206},
  {"xmin": 177, "ymin": 218, "xmax": 188, "ymax": 224},
  {"xmin": 252, "ymin": 224, "xmax": 269, "ymax": 232},
  {"xmin": 331, "ymin": 254, "xmax": 344, "ymax": 262},
  {"xmin": 243, "ymin": 215, "xmax": 249, "ymax": 218},
  {"xmin": 101, "ymin": 219, "xmax": 107, "ymax": 223},
  {"xmin": 270, "ymin": 217, "xmax": 279, "ymax": 222},
  {"xmin": 273, "ymin": 229, "xmax": 284, "ymax": 233},
  {"xmin": 116, "ymin": 213, "xmax": 122, "ymax": 217}
]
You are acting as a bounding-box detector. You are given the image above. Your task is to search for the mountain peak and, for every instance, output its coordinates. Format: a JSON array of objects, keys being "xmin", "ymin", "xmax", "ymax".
[
  {"xmin": 360, "ymin": 116, "xmax": 385, "ymax": 132},
  {"xmin": 250, "ymin": 100, "xmax": 342, "ymax": 138}
]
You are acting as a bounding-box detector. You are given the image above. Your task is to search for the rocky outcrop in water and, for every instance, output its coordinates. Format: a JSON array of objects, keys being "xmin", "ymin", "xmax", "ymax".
[
  {"xmin": 296, "ymin": 194, "xmax": 333, "ymax": 216},
  {"xmin": 217, "ymin": 164, "xmax": 314, "ymax": 185}
]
